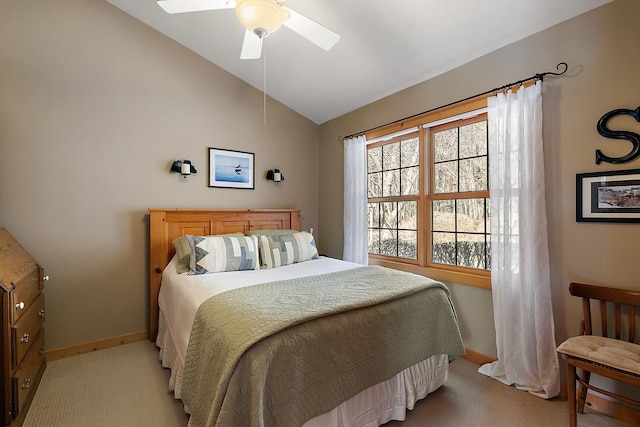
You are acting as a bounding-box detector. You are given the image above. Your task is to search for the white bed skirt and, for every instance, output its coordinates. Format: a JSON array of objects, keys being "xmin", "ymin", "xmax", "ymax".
[{"xmin": 157, "ymin": 311, "xmax": 449, "ymax": 427}]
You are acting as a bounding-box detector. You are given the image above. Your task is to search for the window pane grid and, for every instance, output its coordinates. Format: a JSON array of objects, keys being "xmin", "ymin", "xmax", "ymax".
[
  {"xmin": 431, "ymin": 197, "xmax": 489, "ymax": 269},
  {"xmin": 430, "ymin": 117, "xmax": 488, "ymax": 269},
  {"xmin": 367, "ymin": 134, "xmax": 419, "ymax": 261},
  {"xmin": 368, "ymin": 137, "xmax": 420, "ymax": 198},
  {"xmin": 367, "ymin": 200, "xmax": 418, "ymax": 260},
  {"xmin": 433, "ymin": 120, "xmax": 488, "ymax": 196}
]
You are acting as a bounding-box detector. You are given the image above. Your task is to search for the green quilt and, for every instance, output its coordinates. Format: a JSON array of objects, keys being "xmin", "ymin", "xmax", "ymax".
[{"xmin": 182, "ymin": 265, "xmax": 465, "ymax": 427}]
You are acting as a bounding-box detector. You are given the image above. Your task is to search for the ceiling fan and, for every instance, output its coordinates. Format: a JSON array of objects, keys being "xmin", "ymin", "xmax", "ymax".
[{"xmin": 157, "ymin": 0, "xmax": 341, "ymax": 59}]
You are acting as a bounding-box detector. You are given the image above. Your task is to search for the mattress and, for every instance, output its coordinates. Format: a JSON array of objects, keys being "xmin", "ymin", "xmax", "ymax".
[{"xmin": 157, "ymin": 256, "xmax": 451, "ymax": 426}]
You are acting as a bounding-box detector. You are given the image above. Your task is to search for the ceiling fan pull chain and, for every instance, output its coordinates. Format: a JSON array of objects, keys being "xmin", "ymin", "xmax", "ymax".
[{"xmin": 263, "ymin": 38, "xmax": 267, "ymax": 125}]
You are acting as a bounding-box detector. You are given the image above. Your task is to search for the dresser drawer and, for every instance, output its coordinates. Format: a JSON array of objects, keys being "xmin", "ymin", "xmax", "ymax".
[
  {"xmin": 12, "ymin": 293, "xmax": 45, "ymax": 369},
  {"xmin": 12, "ymin": 330, "xmax": 45, "ymax": 418},
  {"xmin": 11, "ymin": 268, "xmax": 41, "ymax": 324}
]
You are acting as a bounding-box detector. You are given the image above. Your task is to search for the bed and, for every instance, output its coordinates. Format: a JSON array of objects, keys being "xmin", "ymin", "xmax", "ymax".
[{"xmin": 149, "ymin": 208, "xmax": 465, "ymax": 427}]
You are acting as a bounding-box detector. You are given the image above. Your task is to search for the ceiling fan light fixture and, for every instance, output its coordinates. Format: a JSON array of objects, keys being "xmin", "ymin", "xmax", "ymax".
[{"xmin": 235, "ymin": 0, "xmax": 289, "ymax": 38}]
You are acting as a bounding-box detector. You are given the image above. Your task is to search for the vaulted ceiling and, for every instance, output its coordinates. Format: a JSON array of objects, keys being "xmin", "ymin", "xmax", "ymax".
[{"xmin": 105, "ymin": 0, "xmax": 612, "ymax": 124}]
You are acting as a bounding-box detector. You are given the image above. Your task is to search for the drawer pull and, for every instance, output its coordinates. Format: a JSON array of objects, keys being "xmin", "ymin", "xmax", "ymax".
[
  {"xmin": 21, "ymin": 333, "xmax": 30, "ymax": 343},
  {"xmin": 43, "ymin": 275, "xmax": 50, "ymax": 281},
  {"xmin": 22, "ymin": 378, "xmax": 31, "ymax": 390},
  {"xmin": 39, "ymin": 309, "xmax": 46, "ymax": 318},
  {"xmin": 16, "ymin": 301, "xmax": 25, "ymax": 310}
]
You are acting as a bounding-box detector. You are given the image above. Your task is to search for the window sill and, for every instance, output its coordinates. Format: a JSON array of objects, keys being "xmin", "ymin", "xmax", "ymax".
[{"xmin": 368, "ymin": 257, "xmax": 491, "ymax": 290}]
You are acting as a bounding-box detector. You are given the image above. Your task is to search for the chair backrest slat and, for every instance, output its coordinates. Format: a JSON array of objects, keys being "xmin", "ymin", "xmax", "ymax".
[
  {"xmin": 582, "ymin": 297, "xmax": 592, "ymax": 335},
  {"xmin": 615, "ymin": 303, "xmax": 622, "ymax": 339},
  {"xmin": 600, "ymin": 300, "xmax": 609, "ymax": 338},
  {"xmin": 631, "ymin": 306, "xmax": 637, "ymax": 343}
]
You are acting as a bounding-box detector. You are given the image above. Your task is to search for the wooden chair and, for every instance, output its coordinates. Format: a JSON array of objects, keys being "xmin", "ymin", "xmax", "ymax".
[{"xmin": 557, "ymin": 282, "xmax": 640, "ymax": 426}]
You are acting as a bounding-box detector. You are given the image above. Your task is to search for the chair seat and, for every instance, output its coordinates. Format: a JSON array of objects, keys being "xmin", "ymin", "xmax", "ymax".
[{"xmin": 558, "ymin": 335, "xmax": 640, "ymax": 376}]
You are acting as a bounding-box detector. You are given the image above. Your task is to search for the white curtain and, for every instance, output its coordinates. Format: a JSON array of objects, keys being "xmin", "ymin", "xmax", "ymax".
[
  {"xmin": 478, "ymin": 81, "xmax": 560, "ymax": 399},
  {"xmin": 343, "ymin": 135, "xmax": 368, "ymax": 264}
]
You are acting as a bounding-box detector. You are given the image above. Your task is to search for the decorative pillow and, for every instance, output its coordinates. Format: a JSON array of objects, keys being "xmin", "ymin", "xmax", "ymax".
[
  {"xmin": 257, "ymin": 230, "xmax": 318, "ymax": 269},
  {"xmin": 186, "ymin": 234, "xmax": 259, "ymax": 275},
  {"xmin": 172, "ymin": 236, "xmax": 193, "ymax": 274},
  {"xmin": 172, "ymin": 232, "xmax": 244, "ymax": 274}
]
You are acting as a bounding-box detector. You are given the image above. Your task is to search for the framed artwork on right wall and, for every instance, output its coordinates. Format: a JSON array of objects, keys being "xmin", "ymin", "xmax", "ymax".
[{"xmin": 576, "ymin": 168, "xmax": 640, "ymax": 223}]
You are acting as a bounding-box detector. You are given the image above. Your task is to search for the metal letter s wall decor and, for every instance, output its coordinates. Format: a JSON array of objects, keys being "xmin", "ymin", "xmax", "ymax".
[{"xmin": 595, "ymin": 106, "xmax": 640, "ymax": 164}]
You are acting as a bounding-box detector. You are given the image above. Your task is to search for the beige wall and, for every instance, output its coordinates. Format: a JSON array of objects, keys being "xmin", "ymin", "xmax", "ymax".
[
  {"xmin": 0, "ymin": 0, "xmax": 319, "ymax": 349},
  {"xmin": 319, "ymin": 0, "xmax": 640, "ymax": 357}
]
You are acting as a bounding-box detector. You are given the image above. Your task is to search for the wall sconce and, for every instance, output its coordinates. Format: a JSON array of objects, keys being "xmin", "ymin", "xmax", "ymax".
[
  {"xmin": 170, "ymin": 160, "xmax": 197, "ymax": 178},
  {"xmin": 266, "ymin": 169, "xmax": 284, "ymax": 184}
]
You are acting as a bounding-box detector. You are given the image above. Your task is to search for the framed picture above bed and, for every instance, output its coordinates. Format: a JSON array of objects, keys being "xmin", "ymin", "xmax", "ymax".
[
  {"xmin": 576, "ymin": 168, "xmax": 640, "ymax": 222},
  {"xmin": 208, "ymin": 147, "xmax": 255, "ymax": 189}
]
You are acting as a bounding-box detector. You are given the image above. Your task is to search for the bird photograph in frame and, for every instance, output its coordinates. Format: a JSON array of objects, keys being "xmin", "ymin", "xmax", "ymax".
[{"xmin": 208, "ymin": 148, "xmax": 255, "ymax": 189}]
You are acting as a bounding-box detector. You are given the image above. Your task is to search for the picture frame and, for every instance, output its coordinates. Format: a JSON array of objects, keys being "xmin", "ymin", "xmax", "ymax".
[
  {"xmin": 576, "ymin": 168, "xmax": 640, "ymax": 223},
  {"xmin": 208, "ymin": 148, "xmax": 255, "ymax": 189}
]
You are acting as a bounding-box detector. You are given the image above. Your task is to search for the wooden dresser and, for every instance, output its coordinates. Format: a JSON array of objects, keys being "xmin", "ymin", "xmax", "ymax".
[{"xmin": 0, "ymin": 228, "xmax": 47, "ymax": 427}]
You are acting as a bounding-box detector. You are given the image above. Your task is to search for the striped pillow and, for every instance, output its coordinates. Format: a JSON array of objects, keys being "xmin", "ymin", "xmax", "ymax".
[
  {"xmin": 257, "ymin": 231, "xmax": 318, "ymax": 269},
  {"xmin": 186, "ymin": 234, "xmax": 259, "ymax": 275}
]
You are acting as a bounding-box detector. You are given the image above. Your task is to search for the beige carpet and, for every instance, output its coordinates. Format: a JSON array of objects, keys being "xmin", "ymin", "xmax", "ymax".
[
  {"xmin": 24, "ymin": 341, "xmax": 187, "ymax": 427},
  {"xmin": 24, "ymin": 341, "xmax": 629, "ymax": 426}
]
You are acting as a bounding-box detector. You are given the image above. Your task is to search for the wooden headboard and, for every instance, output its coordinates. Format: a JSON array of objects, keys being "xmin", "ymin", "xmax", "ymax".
[{"xmin": 148, "ymin": 208, "xmax": 301, "ymax": 340}]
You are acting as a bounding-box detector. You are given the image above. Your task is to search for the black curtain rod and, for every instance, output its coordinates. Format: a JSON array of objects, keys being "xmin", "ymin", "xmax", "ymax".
[{"xmin": 337, "ymin": 62, "xmax": 568, "ymax": 142}]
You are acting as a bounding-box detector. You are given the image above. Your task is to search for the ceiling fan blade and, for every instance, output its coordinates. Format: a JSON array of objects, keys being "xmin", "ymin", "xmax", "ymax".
[
  {"xmin": 157, "ymin": 0, "xmax": 235, "ymax": 14},
  {"xmin": 240, "ymin": 30, "xmax": 262, "ymax": 59},
  {"xmin": 283, "ymin": 8, "xmax": 340, "ymax": 51}
]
